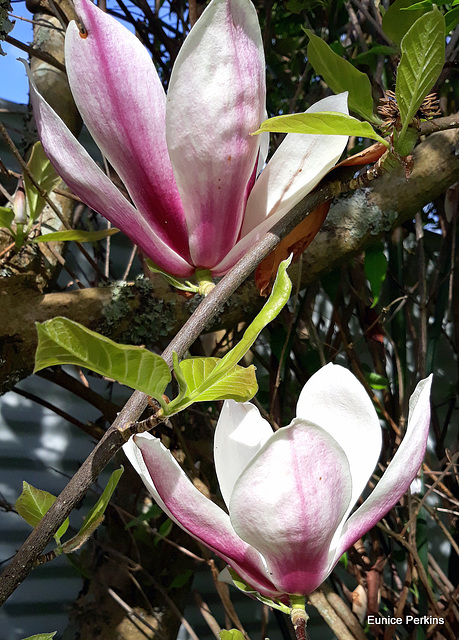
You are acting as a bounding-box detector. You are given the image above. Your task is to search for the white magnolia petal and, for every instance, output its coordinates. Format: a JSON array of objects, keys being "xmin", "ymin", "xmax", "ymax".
[
  {"xmin": 126, "ymin": 433, "xmax": 283, "ymax": 597},
  {"xmin": 214, "ymin": 400, "xmax": 273, "ymax": 509},
  {"xmin": 334, "ymin": 376, "xmax": 432, "ymax": 562},
  {"xmin": 241, "ymin": 92, "xmax": 349, "ymax": 236},
  {"xmin": 123, "ymin": 432, "xmax": 170, "ymax": 515},
  {"xmin": 297, "ymin": 364, "xmax": 382, "ymax": 511},
  {"xmin": 212, "ymin": 93, "xmax": 349, "ymax": 276},
  {"xmin": 230, "ymin": 420, "xmax": 352, "ymax": 595}
]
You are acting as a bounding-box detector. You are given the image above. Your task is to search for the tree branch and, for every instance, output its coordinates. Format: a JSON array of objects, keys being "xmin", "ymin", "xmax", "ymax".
[{"xmin": 2, "ymin": 126, "xmax": 458, "ymax": 392}]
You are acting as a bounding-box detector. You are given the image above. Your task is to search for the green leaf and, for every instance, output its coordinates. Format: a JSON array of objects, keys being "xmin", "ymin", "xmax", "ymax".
[
  {"xmin": 219, "ymin": 632, "xmax": 246, "ymax": 640},
  {"xmin": 164, "ymin": 258, "xmax": 292, "ymax": 415},
  {"xmin": 15, "ymin": 482, "xmax": 69, "ymax": 543},
  {"xmin": 401, "ymin": 0, "xmax": 434, "ymax": 10},
  {"xmin": 367, "ymin": 372, "xmax": 390, "ymax": 390},
  {"xmin": 34, "ymin": 317, "xmax": 171, "ymax": 403},
  {"xmin": 179, "ymin": 358, "xmax": 257, "ymax": 402},
  {"xmin": 254, "ymin": 111, "xmax": 389, "ymax": 147},
  {"xmin": 125, "ymin": 503, "xmax": 163, "ymax": 529},
  {"xmin": 395, "ymin": 10, "xmax": 446, "ymax": 141},
  {"xmin": 169, "ymin": 569, "xmax": 193, "ymax": 589},
  {"xmin": 63, "ymin": 516, "xmax": 105, "ymax": 554},
  {"xmin": 158, "ymin": 518, "xmax": 173, "ymax": 538},
  {"xmin": 171, "ymin": 351, "xmax": 188, "ymax": 406},
  {"xmin": 0, "ymin": 206, "xmax": 14, "ymax": 229},
  {"xmin": 213, "ymin": 257, "xmax": 292, "ymax": 369},
  {"xmin": 339, "ymin": 551, "xmax": 348, "ymax": 570},
  {"xmin": 305, "ymin": 30, "xmax": 377, "ymax": 122},
  {"xmin": 154, "ymin": 517, "xmax": 174, "ymax": 546},
  {"xmin": 23, "ymin": 142, "xmax": 61, "ymax": 222},
  {"xmin": 79, "ymin": 467, "xmax": 123, "ymax": 538},
  {"xmin": 364, "ymin": 244, "xmax": 388, "ymax": 307},
  {"xmin": 382, "ymin": 0, "xmax": 431, "ymax": 45},
  {"xmin": 445, "ymin": 6, "xmax": 459, "ymax": 33},
  {"xmin": 166, "ymin": 356, "xmax": 258, "ymax": 414},
  {"xmin": 353, "ymin": 45, "xmax": 398, "ymax": 66},
  {"xmin": 31, "ymin": 228, "xmax": 119, "ymax": 243},
  {"xmin": 63, "ymin": 469, "xmax": 124, "ymax": 554},
  {"xmin": 21, "ymin": 634, "xmax": 57, "ymax": 640}
]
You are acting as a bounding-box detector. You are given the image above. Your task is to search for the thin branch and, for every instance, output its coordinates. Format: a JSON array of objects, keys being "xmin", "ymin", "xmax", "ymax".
[{"xmin": 4, "ymin": 35, "xmax": 66, "ymax": 73}]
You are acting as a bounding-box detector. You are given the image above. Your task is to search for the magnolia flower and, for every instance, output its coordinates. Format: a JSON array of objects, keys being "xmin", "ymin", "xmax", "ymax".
[
  {"xmin": 27, "ymin": 0, "xmax": 349, "ymax": 278},
  {"xmin": 124, "ymin": 364, "xmax": 432, "ymax": 598}
]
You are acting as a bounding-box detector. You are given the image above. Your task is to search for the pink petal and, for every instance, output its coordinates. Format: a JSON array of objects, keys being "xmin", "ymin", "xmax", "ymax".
[
  {"xmin": 127, "ymin": 433, "xmax": 284, "ymax": 598},
  {"xmin": 229, "ymin": 421, "xmax": 352, "ymax": 595},
  {"xmin": 26, "ymin": 62, "xmax": 194, "ymax": 277},
  {"xmin": 297, "ymin": 364, "xmax": 382, "ymax": 515},
  {"xmin": 214, "ymin": 400, "xmax": 273, "ymax": 509},
  {"xmin": 66, "ymin": 0, "xmax": 190, "ymax": 261},
  {"xmin": 334, "ymin": 376, "xmax": 433, "ymax": 562},
  {"xmin": 166, "ymin": 0, "xmax": 266, "ymax": 269}
]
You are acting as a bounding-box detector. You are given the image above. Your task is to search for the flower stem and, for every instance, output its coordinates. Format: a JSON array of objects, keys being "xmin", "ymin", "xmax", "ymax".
[
  {"xmin": 290, "ymin": 596, "xmax": 310, "ymax": 640},
  {"xmin": 195, "ymin": 268, "xmax": 215, "ymax": 296}
]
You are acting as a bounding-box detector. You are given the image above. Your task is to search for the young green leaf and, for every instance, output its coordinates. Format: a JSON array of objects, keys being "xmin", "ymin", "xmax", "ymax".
[
  {"xmin": 21, "ymin": 634, "xmax": 57, "ymax": 640},
  {"xmin": 305, "ymin": 30, "xmax": 377, "ymax": 122},
  {"xmin": 164, "ymin": 258, "xmax": 292, "ymax": 415},
  {"xmin": 219, "ymin": 631, "xmax": 246, "ymax": 640},
  {"xmin": 34, "ymin": 317, "xmax": 171, "ymax": 403},
  {"xmin": 78, "ymin": 467, "xmax": 123, "ymax": 538},
  {"xmin": 15, "ymin": 482, "xmax": 69, "ymax": 543},
  {"xmin": 254, "ymin": 111, "xmax": 389, "ymax": 147},
  {"xmin": 165, "ymin": 357, "xmax": 258, "ymax": 414},
  {"xmin": 157, "ymin": 518, "xmax": 173, "ymax": 538},
  {"xmin": 0, "ymin": 206, "xmax": 14, "ymax": 229},
  {"xmin": 62, "ymin": 516, "xmax": 104, "ymax": 554},
  {"xmin": 23, "ymin": 142, "xmax": 61, "ymax": 222},
  {"xmin": 214, "ymin": 257, "xmax": 292, "ymax": 369},
  {"xmin": 382, "ymin": 0, "xmax": 431, "ymax": 45},
  {"xmin": 171, "ymin": 351, "xmax": 189, "ymax": 405},
  {"xmin": 178, "ymin": 358, "xmax": 256, "ymax": 402},
  {"xmin": 364, "ymin": 244, "xmax": 388, "ymax": 308},
  {"xmin": 61, "ymin": 469, "xmax": 124, "ymax": 553},
  {"xmin": 395, "ymin": 9, "xmax": 446, "ymax": 141},
  {"xmin": 31, "ymin": 228, "xmax": 119, "ymax": 243}
]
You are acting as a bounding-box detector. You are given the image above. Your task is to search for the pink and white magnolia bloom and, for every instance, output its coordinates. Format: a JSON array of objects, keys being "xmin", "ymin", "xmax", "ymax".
[
  {"xmin": 124, "ymin": 364, "xmax": 432, "ymax": 598},
  {"xmin": 27, "ymin": 0, "xmax": 349, "ymax": 278}
]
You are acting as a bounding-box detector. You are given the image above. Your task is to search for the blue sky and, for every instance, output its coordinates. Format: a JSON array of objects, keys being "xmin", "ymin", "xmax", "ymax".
[
  {"xmin": 1, "ymin": 0, "xmax": 176, "ymax": 105},
  {"xmin": 1, "ymin": 1, "xmax": 33, "ymax": 104}
]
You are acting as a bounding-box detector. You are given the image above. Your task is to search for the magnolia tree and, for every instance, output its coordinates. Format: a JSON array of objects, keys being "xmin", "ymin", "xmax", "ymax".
[{"xmin": 0, "ymin": 0, "xmax": 458, "ymax": 639}]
